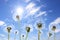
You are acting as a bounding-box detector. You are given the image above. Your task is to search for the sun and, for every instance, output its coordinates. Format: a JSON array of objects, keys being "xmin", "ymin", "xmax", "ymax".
[
  {"xmin": 16, "ymin": 7, "xmax": 24, "ymax": 16},
  {"xmin": 13, "ymin": 6, "xmax": 24, "ymax": 21}
]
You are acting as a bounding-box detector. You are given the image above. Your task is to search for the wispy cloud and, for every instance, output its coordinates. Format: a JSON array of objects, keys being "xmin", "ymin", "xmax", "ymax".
[
  {"xmin": 36, "ymin": 11, "xmax": 47, "ymax": 17},
  {"xmin": 25, "ymin": 4, "xmax": 45, "ymax": 18},
  {"xmin": 26, "ymin": 2, "xmax": 36, "ymax": 10},
  {"xmin": 29, "ymin": 7, "xmax": 40, "ymax": 15},
  {"xmin": 49, "ymin": 17, "xmax": 60, "ymax": 25},
  {"xmin": 25, "ymin": 7, "xmax": 40, "ymax": 18},
  {"xmin": 0, "ymin": 21, "xmax": 5, "ymax": 26}
]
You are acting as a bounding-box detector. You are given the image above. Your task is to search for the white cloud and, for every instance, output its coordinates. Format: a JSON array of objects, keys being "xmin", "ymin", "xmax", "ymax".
[
  {"xmin": 29, "ymin": 7, "xmax": 40, "ymax": 15},
  {"xmin": 25, "ymin": 2, "xmax": 35, "ymax": 10},
  {"xmin": 24, "ymin": 2, "xmax": 36, "ymax": 18},
  {"xmin": 0, "ymin": 21, "xmax": 5, "ymax": 26},
  {"xmin": 50, "ymin": 17, "xmax": 60, "ymax": 25},
  {"xmin": 54, "ymin": 17, "xmax": 60, "ymax": 24},
  {"xmin": 49, "ymin": 17, "xmax": 60, "ymax": 27},
  {"xmin": 25, "ymin": 3, "xmax": 46, "ymax": 18},
  {"xmin": 25, "ymin": 7, "xmax": 40, "ymax": 18},
  {"xmin": 36, "ymin": 11, "xmax": 46, "ymax": 17},
  {"xmin": 49, "ymin": 17, "xmax": 60, "ymax": 33}
]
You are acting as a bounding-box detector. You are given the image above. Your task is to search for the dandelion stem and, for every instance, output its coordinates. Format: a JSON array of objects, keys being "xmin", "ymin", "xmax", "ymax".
[
  {"xmin": 18, "ymin": 20, "xmax": 21, "ymax": 40},
  {"xmin": 14, "ymin": 33, "xmax": 16, "ymax": 40},
  {"xmin": 16, "ymin": 15, "xmax": 21, "ymax": 40},
  {"xmin": 38, "ymin": 30, "xmax": 41, "ymax": 40},
  {"xmin": 48, "ymin": 36, "xmax": 50, "ymax": 40},
  {"xmin": 22, "ymin": 35, "xmax": 24, "ymax": 40},
  {"xmin": 25, "ymin": 32, "xmax": 28, "ymax": 40},
  {"xmin": 48, "ymin": 32, "xmax": 52, "ymax": 40},
  {"xmin": 54, "ymin": 32, "xmax": 56, "ymax": 40},
  {"xmin": 8, "ymin": 33, "xmax": 10, "ymax": 40}
]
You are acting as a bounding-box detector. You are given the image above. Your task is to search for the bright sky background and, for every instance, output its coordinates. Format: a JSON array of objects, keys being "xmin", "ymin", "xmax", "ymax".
[{"xmin": 0, "ymin": 0, "xmax": 60, "ymax": 40}]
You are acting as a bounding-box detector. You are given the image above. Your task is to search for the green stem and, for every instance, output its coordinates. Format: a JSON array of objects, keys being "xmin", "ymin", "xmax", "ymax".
[
  {"xmin": 22, "ymin": 36, "xmax": 24, "ymax": 40},
  {"xmin": 54, "ymin": 32, "xmax": 56, "ymax": 40},
  {"xmin": 38, "ymin": 30, "xmax": 40, "ymax": 40},
  {"xmin": 48, "ymin": 32, "xmax": 50, "ymax": 40},
  {"xmin": 48, "ymin": 36, "xmax": 50, "ymax": 40},
  {"xmin": 14, "ymin": 33, "xmax": 16, "ymax": 40},
  {"xmin": 19, "ymin": 33, "xmax": 21, "ymax": 40},
  {"xmin": 8, "ymin": 33, "xmax": 10, "ymax": 40},
  {"xmin": 18, "ymin": 20, "xmax": 21, "ymax": 40},
  {"xmin": 25, "ymin": 32, "xmax": 28, "ymax": 40}
]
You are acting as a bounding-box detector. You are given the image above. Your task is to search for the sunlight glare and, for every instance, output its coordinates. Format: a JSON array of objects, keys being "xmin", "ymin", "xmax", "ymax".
[{"xmin": 16, "ymin": 7, "xmax": 24, "ymax": 16}]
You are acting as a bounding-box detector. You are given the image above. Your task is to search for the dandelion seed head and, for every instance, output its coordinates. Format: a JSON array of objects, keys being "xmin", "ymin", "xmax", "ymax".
[
  {"xmin": 7, "ymin": 26, "xmax": 12, "ymax": 33},
  {"xmin": 26, "ymin": 26, "xmax": 30, "ymax": 32},
  {"xmin": 37, "ymin": 23, "xmax": 42, "ymax": 30},
  {"xmin": 16, "ymin": 15, "xmax": 20, "ymax": 20},
  {"xmin": 52, "ymin": 26, "xmax": 56, "ymax": 31}
]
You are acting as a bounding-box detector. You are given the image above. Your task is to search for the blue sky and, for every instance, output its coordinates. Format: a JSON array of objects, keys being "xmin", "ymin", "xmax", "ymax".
[{"xmin": 0, "ymin": 0, "xmax": 60, "ymax": 40}]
